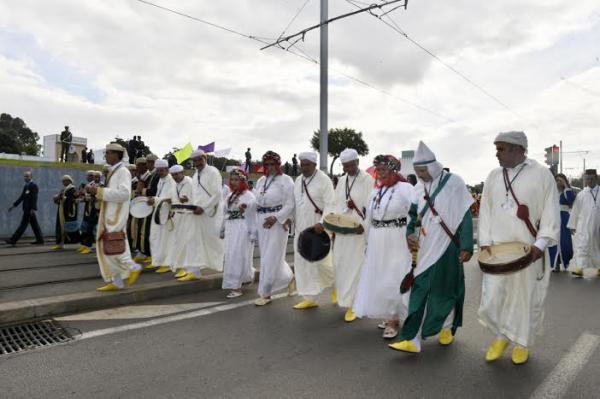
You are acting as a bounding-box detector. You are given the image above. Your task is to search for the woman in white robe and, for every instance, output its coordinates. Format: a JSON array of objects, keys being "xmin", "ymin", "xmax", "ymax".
[
  {"xmin": 353, "ymin": 155, "xmax": 414, "ymax": 339},
  {"xmin": 254, "ymin": 151, "xmax": 295, "ymax": 306},
  {"xmin": 149, "ymin": 160, "xmax": 177, "ymax": 271},
  {"xmin": 89, "ymin": 143, "xmax": 142, "ymax": 291},
  {"xmin": 222, "ymin": 169, "xmax": 258, "ymax": 298}
]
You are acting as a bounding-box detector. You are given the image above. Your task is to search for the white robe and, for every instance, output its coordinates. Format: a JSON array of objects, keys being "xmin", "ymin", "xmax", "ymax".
[
  {"xmin": 293, "ymin": 170, "xmax": 335, "ymax": 298},
  {"xmin": 222, "ymin": 190, "xmax": 258, "ymax": 289},
  {"xmin": 329, "ymin": 170, "xmax": 374, "ymax": 308},
  {"xmin": 567, "ymin": 185, "xmax": 600, "ymax": 269},
  {"xmin": 185, "ymin": 165, "xmax": 225, "ymax": 273},
  {"xmin": 96, "ymin": 162, "xmax": 139, "ymax": 284},
  {"xmin": 150, "ymin": 174, "xmax": 177, "ymax": 267},
  {"xmin": 165, "ymin": 176, "xmax": 195, "ymax": 271},
  {"xmin": 353, "ymin": 181, "xmax": 414, "ymax": 320},
  {"xmin": 478, "ymin": 158, "xmax": 560, "ymax": 347},
  {"xmin": 254, "ymin": 174, "xmax": 295, "ymax": 297}
]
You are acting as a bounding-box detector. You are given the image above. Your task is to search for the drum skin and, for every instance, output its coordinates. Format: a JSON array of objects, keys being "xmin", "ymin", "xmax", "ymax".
[
  {"xmin": 323, "ymin": 213, "xmax": 361, "ymax": 235},
  {"xmin": 478, "ymin": 242, "xmax": 533, "ymax": 274},
  {"xmin": 297, "ymin": 227, "xmax": 331, "ymax": 262},
  {"xmin": 130, "ymin": 197, "xmax": 153, "ymax": 218}
]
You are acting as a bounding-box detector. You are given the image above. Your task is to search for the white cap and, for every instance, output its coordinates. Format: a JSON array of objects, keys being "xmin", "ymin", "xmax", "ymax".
[
  {"xmin": 494, "ymin": 131, "xmax": 528, "ymax": 150},
  {"xmin": 154, "ymin": 159, "xmax": 168, "ymax": 169},
  {"xmin": 191, "ymin": 149, "xmax": 206, "ymax": 159},
  {"xmin": 298, "ymin": 151, "xmax": 318, "ymax": 164},
  {"xmin": 413, "ymin": 141, "xmax": 436, "ymax": 166},
  {"xmin": 169, "ymin": 165, "xmax": 184, "ymax": 174},
  {"xmin": 340, "ymin": 148, "xmax": 359, "ymax": 163}
]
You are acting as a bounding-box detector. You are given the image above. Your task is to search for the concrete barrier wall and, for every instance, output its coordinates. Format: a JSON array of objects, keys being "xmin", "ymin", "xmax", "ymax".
[{"xmin": 0, "ymin": 164, "xmax": 94, "ymax": 239}]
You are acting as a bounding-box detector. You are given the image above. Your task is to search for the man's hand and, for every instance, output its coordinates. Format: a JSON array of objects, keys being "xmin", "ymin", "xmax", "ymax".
[
  {"xmin": 530, "ymin": 246, "xmax": 543, "ymax": 263},
  {"xmin": 459, "ymin": 251, "xmax": 472, "ymax": 263},
  {"xmin": 147, "ymin": 197, "xmax": 155, "ymax": 206},
  {"xmin": 480, "ymin": 245, "xmax": 491, "ymax": 254},
  {"xmin": 86, "ymin": 185, "xmax": 98, "ymax": 195},
  {"xmin": 193, "ymin": 206, "xmax": 204, "ymax": 215},
  {"xmin": 313, "ymin": 223, "xmax": 325, "ymax": 234},
  {"xmin": 263, "ymin": 216, "xmax": 277, "ymax": 229},
  {"xmin": 407, "ymin": 234, "xmax": 419, "ymax": 252},
  {"xmin": 356, "ymin": 224, "xmax": 364, "ymax": 235},
  {"xmin": 180, "ymin": 195, "xmax": 189, "ymax": 203}
]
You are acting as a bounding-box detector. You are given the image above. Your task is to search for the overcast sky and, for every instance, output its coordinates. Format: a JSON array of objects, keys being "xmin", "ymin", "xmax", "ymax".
[{"xmin": 1, "ymin": 0, "xmax": 599, "ymax": 183}]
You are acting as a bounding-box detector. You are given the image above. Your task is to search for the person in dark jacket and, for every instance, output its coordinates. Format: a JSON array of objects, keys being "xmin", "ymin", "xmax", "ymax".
[
  {"xmin": 6, "ymin": 171, "xmax": 44, "ymax": 246},
  {"xmin": 52, "ymin": 175, "xmax": 80, "ymax": 250},
  {"xmin": 77, "ymin": 171, "xmax": 99, "ymax": 254}
]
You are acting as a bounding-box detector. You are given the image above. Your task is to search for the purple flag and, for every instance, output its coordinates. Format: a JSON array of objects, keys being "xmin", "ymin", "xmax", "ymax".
[{"xmin": 198, "ymin": 142, "xmax": 215, "ymax": 153}]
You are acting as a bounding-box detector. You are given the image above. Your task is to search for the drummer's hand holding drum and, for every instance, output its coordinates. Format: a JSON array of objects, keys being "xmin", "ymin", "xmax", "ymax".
[
  {"xmin": 313, "ymin": 223, "xmax": 325, "ymax": 234},
  {"xmin": 529, "ymin": 246, "xmax": 543, "ymax": 263},
  {"xmin": 263, "ymin": 216, "xmax": 277, "ymax": 229},
  {"xmin": 193, "ymin": 206, "xmax": 204, "ymax": 215},
  {"xmin": 459, "ymin": 251, "xmax": 472, "ymax": 263},
  {"xmin": 180, "ymin": 195, "xmax": 189, "ymax": 204},
  {"xmin": 146, "ymin": 197, "xmax": 155, "ymax": 206}
]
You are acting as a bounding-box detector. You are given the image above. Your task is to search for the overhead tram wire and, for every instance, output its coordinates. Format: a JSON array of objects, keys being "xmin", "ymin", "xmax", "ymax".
[
  {"xmin": 344, "ymin": 0, "xmax": 524, "ymax": 120},
  {"xmin": 133, "ymin": 0, "xmax": 452, "ymax": 122},
  {"xmin": 277, "ymin": 0, "xmax": 312, "ymax": 40}
]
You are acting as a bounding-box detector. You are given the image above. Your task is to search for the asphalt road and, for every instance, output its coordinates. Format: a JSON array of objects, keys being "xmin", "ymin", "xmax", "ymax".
[{"xmin": 1, "ymin": 258, "xmax": 599, "ymax": 399}]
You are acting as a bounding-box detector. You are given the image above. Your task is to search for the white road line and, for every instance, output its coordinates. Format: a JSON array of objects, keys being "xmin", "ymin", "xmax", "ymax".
[
  {"xmin": 78, "ymin": 293, "xmax": 288, "ymax": 341},
  {"xmin": 530, "ymin": 332, "xmax": 600, "ymax": 399}
]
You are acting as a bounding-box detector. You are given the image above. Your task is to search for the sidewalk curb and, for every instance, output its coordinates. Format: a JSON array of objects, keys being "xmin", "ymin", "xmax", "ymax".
[{"xmin": 0, "ymin": 271, "xmax": 259, "ymax": 325}]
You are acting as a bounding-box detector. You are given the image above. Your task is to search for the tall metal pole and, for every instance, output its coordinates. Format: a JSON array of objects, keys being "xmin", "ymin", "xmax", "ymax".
[
  {"xmin": 559, "ymin": 140, "xmax": 563, "ymax": 174},
  {"xmin": 319, "ymin": 0, "xmax": 328, "ymax": 173}
]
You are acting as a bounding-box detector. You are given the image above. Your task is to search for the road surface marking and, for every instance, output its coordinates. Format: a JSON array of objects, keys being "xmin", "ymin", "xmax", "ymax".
[
  {"xmin": 78, "ymin": 293, "xmax": 287, "ymax": 341},
  {"xmin": 57, "ymin": 302, "xmax": 225, "ymax": 321},
  {"xmin": 530, "ymin": 332, "xmax": 600, "ymax": 399}
]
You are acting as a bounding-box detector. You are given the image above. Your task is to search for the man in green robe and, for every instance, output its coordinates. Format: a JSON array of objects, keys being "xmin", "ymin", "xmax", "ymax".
[{"xmin": 389, "ymin": 141, "xmax": 474, "ymax": 353}]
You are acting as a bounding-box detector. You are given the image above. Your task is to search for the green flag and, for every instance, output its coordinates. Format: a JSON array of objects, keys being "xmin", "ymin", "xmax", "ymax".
[{"xmin": 174, "ymin": 143, "xmax": 193, "ymax": 164}]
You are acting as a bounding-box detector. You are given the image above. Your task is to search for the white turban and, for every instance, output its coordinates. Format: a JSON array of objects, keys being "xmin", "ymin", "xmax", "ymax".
[
  {"xmin": 413, "ymin": 141, "xmax": 444, "ymax": 180},
  {"xmin": 494, "ymin": 131, "xmax": 528, "ymax": 150},
  {"xmin": 105, "ymin": 143, "xmax": 125, "ymax": 153},
  {"xmin": 191, "ymin": 149, "xmax": 206, "ymax": 159},
  {"xmin": 154, "ymin": 159, "xmax": 168, "ymax": 169},
  {"xmin": 62, "ymin": 175, "xmax": 73, "ymax": 183},
  {"xmin": 298, "ymin": 151, "xmax": 318, "ymax": 164},
  {"xmin": 169, "ymin": 165, "xmax": 184, "ymax": 174},
  {"xmin": 340, "ymin": 148, "xmax": 359, "ymax": 163}
]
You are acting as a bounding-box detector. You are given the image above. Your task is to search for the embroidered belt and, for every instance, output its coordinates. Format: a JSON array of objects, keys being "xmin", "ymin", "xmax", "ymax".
[
  {"xmin": 227, "ymin": 210, "xmax": 245, "ymax": 220},
  {"xmin": 257, "ymin": 205, "xmax": 282, "ymax": 214},
  {"xmin": 371, "ymin": 217, "xmax": 407, "ymax": 228},
  {"xmin": 171, "ymin": 204, "xmax": 197, "ymax": 211}
]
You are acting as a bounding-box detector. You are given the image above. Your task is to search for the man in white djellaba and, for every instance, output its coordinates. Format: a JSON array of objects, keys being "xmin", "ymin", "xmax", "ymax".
[
  {"xmin": 292, "ymin": 151, "xmax": 335, "ymax": 310},
  {"xmin": 86, "ymin": 143, "xmax": 142, "ymax": 292},
  {"xmin": 182, "ymin": 149, "xmax": 225, "ymax": 280},
  {"xmin": 478, "ymin": 131, "xmax": 559, "ymax": 365},
  {"xmin": 164, "ymin": 164, "xmax": 195, "ymax": 279},
  {"xmin": 148, "ymin": 159, "xmax": 177, "ymax": 273},
  {"xmin": 316, "ymin": 148, "xmax": 374, "ymax": 321},
  {"xmin": 567, "ymin": 168, "xmax": 600, "ymax": 278}
]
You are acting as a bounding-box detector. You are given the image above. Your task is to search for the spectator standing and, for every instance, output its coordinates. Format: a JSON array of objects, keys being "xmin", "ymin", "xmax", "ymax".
[
  {"xmin": 60, "ymin": 126, "xmax": 73, "ymax": 162},
  {"xmin": 81, "ymin": 147, "xmax": 88, "ymax": 163},
  {"xmin": 245, "ymin": 148, "xmax": 252, "ymax": 173},
  {"xmin": 5, "ymin": 171, "xmax": 44, "ymax": 246}
]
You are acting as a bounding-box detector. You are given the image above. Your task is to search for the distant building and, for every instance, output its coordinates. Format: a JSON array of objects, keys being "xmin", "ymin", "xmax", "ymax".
[
  {"xmin": 43, "ymin": 134, "xmax": 88, "ymax": 162},
  {"xmin": 400, "ymin": 150, "xmax": 415, "ymax": 176}
]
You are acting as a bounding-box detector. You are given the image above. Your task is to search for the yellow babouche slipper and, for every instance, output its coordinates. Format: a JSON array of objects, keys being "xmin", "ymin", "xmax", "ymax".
[
  {"xmin": 485, "ymin": 339, "xmax": 510, "ymax": 362},
  {"xmin": 80, "ymin": 247, "xmax": 92, "ymax": 255},
  {"xmin": 155, "ymin": 266, "xmax": 171, "ymax": 273},
  {"xmin": 143, "ymin": 257, "xmax": 153, "ymax": 264},
  {"xmin": 331, "ymin": 289, "xmax": 338, "ymax": 305},
  {"xmin": 177, "ymin": 273, "xmax": 198, "ymax": 282},
  {"xmin": 96, "ymin": 283, "xmax": 120, "ymax": 292},
  {"xmin": 254, "ymin": 297, "xmax": 271, "ymax": 306},
  {"xmin": 596, "ymin": 269, "xmax": 600, "ymax": 277},
  {"xmin": 344, "ymin": 309, "xmax": 357, "ymax": 322},
  {"xmin": 388, "ymin": 340, "xmax": 421, "ymax": 353},
  {"xmin": 127, "ymin": 270, "xmax": 142, "ymax": 287},
  {"xmin": 293, "ymin": 300, "xmax": 319, "ymax": 310},
  {"xmin": 511, "ymin": 347, "xmax": 529, "ymax": 365},
  {"xmin": 174, "ymin": 269, "xmax": 188, "ymax": 278},
  {"xmin": 571, "ymin": 268, "xmax": 584, "ymax": 277},
  {"xmin": 439, "ymin": 329, "xmax": 454, "ymax": 345},
  {"xmin": 144, "ymin": 264, "xmax": 159, "ymax": 270},
  {"xmin": 51, "ymin": 245, "xmax": 63, "ymax": 251},
  {"xmin": 77, "ymin": 246, "xmax": 85, "ymax": 253},
  {"xmin": 133, "ymin": 255, "xmax": 146, "ymax": 263}
]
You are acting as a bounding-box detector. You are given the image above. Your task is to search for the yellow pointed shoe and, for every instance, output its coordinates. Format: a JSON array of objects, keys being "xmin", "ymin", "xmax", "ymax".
[
  {"xmin": 144, "ymin": 264, "xmax": 159, "ymax": 270},
  {"xmin": 331, "ymin": 289, "xmax": 338, "ymax": 305},
  {"xmin": 80, "ymin": 247, "xmax": 92, "ymax": 255},
  {"xmin": 293, "ymin": 300, "xmax": 319, "ymax": 310},
  {"xmin": 96, "ymin": 283, "xmax": 120, "ymax": 292},
  {"xmin": 254, "ymin": 297, "xmax": 271, "ymax": 306},
  {"xmin": 127, "ymin": 270, "xmax": 142, "ymax": 287},
  {"xmin": 177, "ymin": 273, "xmax": 198, "ymax": 282},
  {"xmin": 439, "ymin": 329, "xmax": 454, "ymax": 345},
  {"xmin": 133, "ymin": 255, "xmax": 146, "ymax": 263},
  {"xmin": 571, "ymin": 268, "xmax": 584, "ymax": 278},
  {"xmin": 143, "ymin": 257, "xmax": 153, "ymax": 264},
  {"xmin": 155, "ymin": 266, "xmax": 171, "ymax": 273},
  {"xmin": 512, "ymin": 346, "xmax": 529, "ymax": 365},
  {"xmin": 174, "ymin": 269, "xmax": 188, "ymax": 278},
  {"xmin": 344, "ymin": 309, "xmax": 357, "ymax": 322},
  {"xmin": 76, "ymin": 246, "xmax": 85, "ymax": 253},
  {"xmin": 389, "ymin": 340, "xmax": 421, "ymax": 354},
  {"xmin": 485, "ymin": 339, "xmax": 510, "ymax": 362},
  {"xmin": 51, "ymin": 245, "xmax": 63, "ymax": 251}
]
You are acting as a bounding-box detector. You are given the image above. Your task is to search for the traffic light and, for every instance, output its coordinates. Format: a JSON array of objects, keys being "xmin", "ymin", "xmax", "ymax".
[
  {"xmin": 544, "ymin": 147, "xmax": 553, "ymax": 165},
  {"xmin": 544, "ymin": 145, "xmax": 560, "ymax": 166}
]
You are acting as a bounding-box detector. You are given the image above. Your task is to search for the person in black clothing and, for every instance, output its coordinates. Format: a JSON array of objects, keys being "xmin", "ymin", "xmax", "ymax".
[
  {"xmin": 87, "ymin": 149, "xmax": 95, "ymax": 164},
  {"xmin": 77, "ymin": 171, "xmax": 99, "ymax": 254},
  {"xmin": 138, "ymin": 154, "xmax": 160, "ymax": 265},
  {"xmin": 81, "ymin": 147, "xmax": 87, "ymax": 163},
  {"xmin": 127, "ymin": 137, "xmax": 137, "ymax": 164},
  {"xmin": 245, "ymin": 148, "xmax": 252, "ymax": 173},
  {"xmin": 6, "ymin": 171, "xmax": 44, "ymax": 246},
  {"xmin": 283, "ymin": 161, "xmax": 291, "ymax": 175},
  {"xmin": 52, "ymin": 175, "xmax": 80, "ymax": 250},
  {"xmin": 291, "ymin": 154, "xmax": 298, "ymax": 177},
  {"xmin": 60, "ymin": 126, "xmax": 73, "ymax": 162},
  {"xmin": 406, "ymin": 174, "xmax": 418, "ymax": 186}
]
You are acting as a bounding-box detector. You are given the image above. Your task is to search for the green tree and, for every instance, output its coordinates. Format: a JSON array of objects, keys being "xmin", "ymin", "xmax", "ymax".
[
  {"xmin": 310, "ymin": 128, "xmax": 369, "ymax": 175},
  {"xmin": 0, "ymin": 113, "xmax": 41, "ymax": 155}
]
